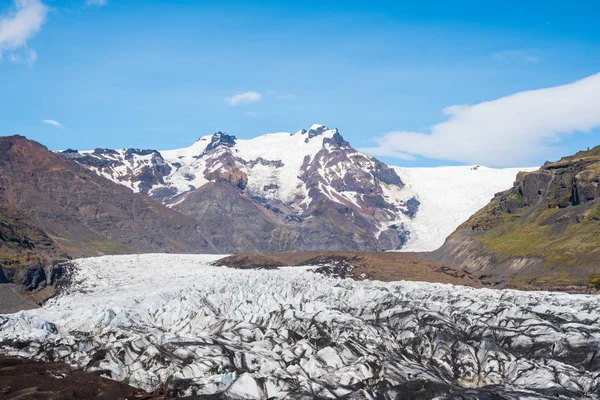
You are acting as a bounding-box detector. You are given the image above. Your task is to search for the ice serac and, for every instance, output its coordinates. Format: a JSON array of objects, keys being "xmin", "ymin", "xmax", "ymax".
[
  {"xmin": 60, "ymin": 125, "xmax": 419, "ymax": 252},
  {"xmin": 1, "ymin": 254, "xmax": 600, "ymax": 399}
]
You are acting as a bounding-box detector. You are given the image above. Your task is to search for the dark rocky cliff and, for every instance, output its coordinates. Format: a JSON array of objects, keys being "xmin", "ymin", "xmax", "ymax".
[{"xmin": 432, "ymin": 145, "xmax": 600, "ymax": 291}]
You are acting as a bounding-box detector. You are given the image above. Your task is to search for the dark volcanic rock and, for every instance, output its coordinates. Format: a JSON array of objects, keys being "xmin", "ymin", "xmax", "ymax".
[
  {"xmin": 323, "ymin": 131, "xmax": 350, "ymax": 147},
  {"xmin": 205, "ymin": 132, "xmax": 237, "ymax": 151},
  {"xmin": 306, "ymin": 125, "xmax": 329, "ymax": 139},
  {"xmin": 21, "ymin": 265, "xmax": 47, "ymax": 291},
  {"xmin": 0, "ymin": 357, "xmax": 164, "ymax": 400},
  {"xmin": 402, "ymin": 196, "xmax": 420, "ymax": 219},
  {"xmin": 372, "ymin": 160, "xmax": 403, "ymax": 185}
]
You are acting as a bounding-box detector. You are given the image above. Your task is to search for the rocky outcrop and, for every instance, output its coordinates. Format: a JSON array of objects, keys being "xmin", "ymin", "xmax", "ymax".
[
  {"xmin": 432, "ymin": 145, "xmax": 600, "ymax": 290},
  {"xmin": 204, "ymin": 131, "xmax": 236, "ymax": 151},
  {"xmin": 1, "ymin": 262, "xmax": 66, "ymax": 292},
  {"xmin": 58, "ymin": 147, "xmax": 172, "ymax": 194}
]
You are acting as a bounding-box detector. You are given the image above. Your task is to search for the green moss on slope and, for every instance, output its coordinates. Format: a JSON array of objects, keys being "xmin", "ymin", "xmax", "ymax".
[{"xmin": 460, "ymin": 145, "xmax": 600, "ymax": 279}]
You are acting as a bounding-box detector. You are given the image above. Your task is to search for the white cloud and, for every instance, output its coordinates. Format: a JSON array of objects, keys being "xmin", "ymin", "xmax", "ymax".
[
  {"xmin": 85, "ymin": 0, "xmax": 107, "ymax": 6},
  {"xmin": 42, "ymin": 119, "xmax": 63, "ymax": 128},
  {"xmin": 267, "ymin": 90, "xmax": 295, "ymax": 100},
  {"xmin": 277, "ymin": 94, "xmax": 295, "ymax": 100},
  {"xmin": 361, "ymin": 73, "xmax": 600, "ymax": 167},
  {"xmin": 7, "ymin": 47, "xmax": 36, "ymax": 65},
  {"xmin": 245, "ymin": 111, "xmax": 257, "ymax": 117},
  {"xmin": 0, "ymin": 0, "xmax": 48, "ymax": 64},
  {"xmin": 492, "ymin": 49, "xmax": 539, "ymax": 63},
  {"xmin": 225, "ymin": 91, "xmax": 262, "ymax": 106}
]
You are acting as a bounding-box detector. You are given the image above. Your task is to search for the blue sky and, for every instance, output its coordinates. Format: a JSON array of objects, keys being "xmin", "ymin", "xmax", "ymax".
[{"xmin": 2, "ymin": 0, "xmax": 600, "ymax": 167}]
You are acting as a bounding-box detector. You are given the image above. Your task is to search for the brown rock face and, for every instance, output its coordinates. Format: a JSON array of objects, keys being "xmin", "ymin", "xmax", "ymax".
[
  {"xmin": 0, "ymin": 135, "xmax": 224, "ymax": 304},
  {"xmin": 432, "ymin": 145, "xmax": 600, "ymax": 292},
  {"xmin": 0, "ymin": 135, "xmax": 219, "ymax": 257},
  {"xmin": 173, "ymin": 182, "xmax": 300, "ymax": 253}
]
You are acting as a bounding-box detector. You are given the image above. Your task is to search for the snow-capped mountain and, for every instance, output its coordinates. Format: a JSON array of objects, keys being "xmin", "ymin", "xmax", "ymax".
[
  {"xmin": 1, "ymin": 254, "xmax": 599, "ymax": 398},
  {"xmin": 59, "ymin": 125, "xmax": 533, "ymax": 253},
  {"xmin": 59, "ymin": 125, "xmax": 418, "ymax": 252}
]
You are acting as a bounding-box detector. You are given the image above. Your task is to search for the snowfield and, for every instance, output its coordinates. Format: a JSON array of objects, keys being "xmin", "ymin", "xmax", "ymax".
[
  {"xmin": 395, "ymin": 165, "xmax": 538, "ymax": 251},
  {"xmin": 1, "ymin": 254, "xmax": 600, "ymax": 399}
]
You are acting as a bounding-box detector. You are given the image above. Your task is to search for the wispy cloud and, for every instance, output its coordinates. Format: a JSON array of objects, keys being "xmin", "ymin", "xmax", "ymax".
[
  {"xmin": 85, "ymin": 0, "xmax": 107, "ymax": 6},
  {"xmin": 225, "ymin": 91, "xmax": 262, "ymax": 106},
  {"xmin": 492, "ymin": 49, "xmax": 539, "ymax": 63},
  {"xmin": 7, "ymin": 47, "xmax": 36, "ymax": 65},
  {"xmin": 42, "ymin": 119, "xmax": 63, "ymax": 128},
  {"xmin": 267, "ymin": 90, "xmax": 295, "ymax": 100},
  {"xmin": 245, "ymin": 111, "xmax": 257, "ymax": 117},
  {"xmin": 277, "ymin": 94, "xmax": 295, "ymax": 100},
  {"xmin": 0, "ymin": 0, "xmax": 48, "ymax": 65},
  {"xmin": 361, "ymin": 73, "xmax": 600, "ymax": 167}
]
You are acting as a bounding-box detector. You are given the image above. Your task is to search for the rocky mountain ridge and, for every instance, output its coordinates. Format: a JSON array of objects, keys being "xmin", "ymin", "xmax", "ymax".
[
  {"xmin": 59, "ymin": 125, "xmax": 420, "ymax": 252},
  {"xmin": 0, "ymin": 135, "xmax": 221, "ymax": 306}
]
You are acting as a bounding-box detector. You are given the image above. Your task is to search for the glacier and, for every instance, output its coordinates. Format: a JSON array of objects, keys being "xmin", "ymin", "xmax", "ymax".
[
  {"xmin": 395, "ymin": 165, "xmax": 538, "ymax": 251},
  {"xmin": 1, "ymin": 254, "xmax": 599, "ymax": 399}
]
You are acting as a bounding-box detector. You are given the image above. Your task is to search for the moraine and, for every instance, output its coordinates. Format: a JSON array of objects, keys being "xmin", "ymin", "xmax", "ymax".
[{"xmin": 1, "ymin": 254, "xmax": 599, "ymax": 399}]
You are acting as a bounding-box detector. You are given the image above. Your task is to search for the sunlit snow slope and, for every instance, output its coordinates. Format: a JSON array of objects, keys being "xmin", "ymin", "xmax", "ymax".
[
  {"xmin": 1, "ymin": 255, "xmax": 599, "ymax": 399},
  {"xmin": 395, "ymin": 165, "xmax": 538, "ymax": 251}
]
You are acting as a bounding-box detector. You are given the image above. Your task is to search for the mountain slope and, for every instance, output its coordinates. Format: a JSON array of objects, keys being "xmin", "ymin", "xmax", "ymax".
[
  {"xmin": 433, "ymin": 146, "xmax": 600, "ymax": 290},
  {"xmin": 0, "ymin": 135, "xmax": 220, "ymax": 275},
  {"xmin": 61, "ymin": 125, "xmax": 419, "ymax": 252}
]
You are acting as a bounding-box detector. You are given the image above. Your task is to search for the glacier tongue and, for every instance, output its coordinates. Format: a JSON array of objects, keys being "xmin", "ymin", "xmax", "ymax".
[
  {"xmin": 1, "ymin": 254, "xmax": 600, "ymax": 399},
  {"xmin": 395, "ymin": 165, "xmax": 538, "ymax": 251}
]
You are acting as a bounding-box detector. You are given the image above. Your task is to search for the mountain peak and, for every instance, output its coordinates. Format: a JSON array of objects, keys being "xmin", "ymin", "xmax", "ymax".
[
  {"xmin": 309, "ymin": 123, "xmax": 327, "ymax": 131},
  {"xmin": 206, "ymin": 132, "xmax": 237, "ymax": 152},
  {"xmin": 301, "ymin": 124, "xmax": 338, "ymax": 139}
]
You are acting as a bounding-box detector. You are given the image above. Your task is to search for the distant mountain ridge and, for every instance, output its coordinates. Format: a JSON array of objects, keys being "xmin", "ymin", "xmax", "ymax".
[{"xmin": 60, "ymin": 125, "xmax": 420, "ymax": 252}]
